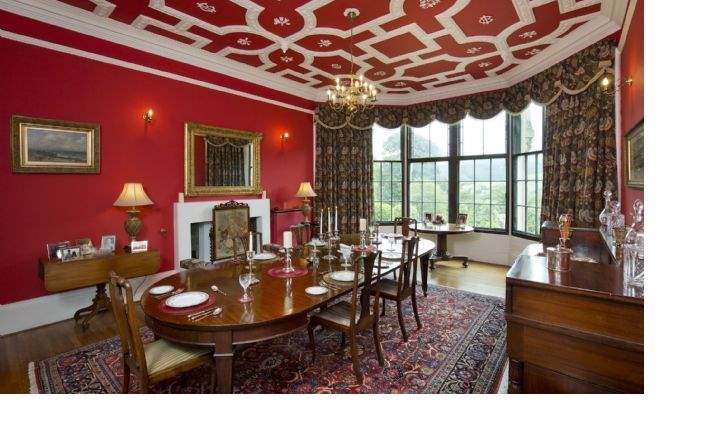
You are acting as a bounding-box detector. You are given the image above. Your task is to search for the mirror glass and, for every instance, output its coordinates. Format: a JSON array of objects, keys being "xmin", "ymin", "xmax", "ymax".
[{"xmin": 185, "ymin": 123, "xmax": 262, "ymax": 196}]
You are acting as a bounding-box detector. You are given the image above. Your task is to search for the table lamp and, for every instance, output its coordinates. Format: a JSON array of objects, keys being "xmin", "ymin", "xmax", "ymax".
[
  {"xmin": 113, "ymin": 183, "xmax": 153, "ymax": 245},
  {"xmin": 295, "ymin": 182, "xmax": 317, "ymax": 223}
]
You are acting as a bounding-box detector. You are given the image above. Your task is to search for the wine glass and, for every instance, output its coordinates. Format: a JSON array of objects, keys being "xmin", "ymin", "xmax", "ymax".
[
  {"xmin": 238, "ymin": 273, "xmax": 253, "ymax": 303},
  {"xmin": 340, "ymin": 246, "xmax": 352, "ymax": 268}
]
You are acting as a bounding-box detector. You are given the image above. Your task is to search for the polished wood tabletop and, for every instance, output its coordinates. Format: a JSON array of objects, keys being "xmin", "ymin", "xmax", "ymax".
[
  {"xmin": 141, "ymin": 234, "xmax": 434, "ymax": 393},
  {"xmin": 413, "ymin": 223, "xmax": 475, "ymax": 235}
]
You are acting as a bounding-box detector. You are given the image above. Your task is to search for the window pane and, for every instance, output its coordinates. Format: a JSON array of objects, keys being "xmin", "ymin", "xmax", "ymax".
[
  {"xmin": 435, "ymin": 161, "xmax": 448, "ymax": 181},
  {"xmin": 515, "ymin": 156, "xmax": 525, "ymax": 180},
  {"xmin": 422, "ymin": 182, "xmax": 435, "ymax": 201},
  {"xmin": 372, "ymin": 124, "xmax": 401, "ymax": 160},
  {"xmin": 526, "ymin": 208, "xmax": 537, "ymax": 234},
  {"xmin": 459, "ymin": 181, "xmax": 474, "ymax": 203},
  {"xmin": 515, "ymin": 181, "xmax": 525, "ymax": 206},
  {"xmin": 459, "ymin": 159, "xmax": 474, "ymax": 181},
  {"xmin": 483, "ymin": 112, "xmax": 507, "ymax": 155},
  {"xmin": 476, "ymin": 204, "xmax": 490, "ymax": 228},
  {"xmin": 460, "ymin": 116, "xmax": 483, "ymax": 156},
  {"xmin": 527, "ymin": 181, "xmax": 536, "ymax": 208},
  {"xmin": 392, "ymin": 162, "xmax": 402, "ymax": 181},
  {"xmin": 476, "ymin": 159, "xmax": 490, "ymax": 181},
  {"xmin": 409, "ymin": 163, "xmax": 422, "ymax": 180},
  {"xmin": 391, "ymin": 181, "xmax": 402, "ymax": 202},
  {"xmin": 491, "ymin": 182, "xmax": 506, "ymax": 205},
  {"xmin": 518, "ymin": 103, "xmax": 543, "ymax": 154},
  {"xmin": 515, "ymin": 206, "xmax": 526, "ymax": 232},
  {"xmin": 491, "ymin": 204, "xmax": 506, "ymax": 228},
  {"xmin": 410, "ymin": 182, "xmax": 422, "ymax": 202},
  {"xmin": 476, "ymin": 182, "xmax": 491, "ymax": 203},
  {"xmin": 491, "ymin": 158, "xmax": 506, "ymax": 182},
  {"xmin": 526, "ymin": 156, "xmax": 536, "ymax": 180},
  {"xmin": 435, "ymin": 182, "xmax": 448, "ymax": 202},
  {"xmin": 422, "ymin": 162, "xmax": 435, "ymax": 181},
  {"xmin": 411, "ymin": 121, "xmax": 449, "ymax": 158}
]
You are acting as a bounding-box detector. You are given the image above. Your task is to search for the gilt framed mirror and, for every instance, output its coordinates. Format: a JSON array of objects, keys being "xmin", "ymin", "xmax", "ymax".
[{"xmin": 184, "ymin": 122, "xmax": 262, "ymax": 196}]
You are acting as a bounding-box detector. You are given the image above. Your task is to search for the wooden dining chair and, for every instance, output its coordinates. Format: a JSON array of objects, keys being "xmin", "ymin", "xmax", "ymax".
[
  {"xmin": 371, "ymin": 236, "xmax": 421, "ymax": 342},
  {"xmin": 394, "ymin": 217, "xmax": 418, "ymax": 237},
  {"xmin": 108, "ymin": 272, "xmax": 216, "ymax": 393},
  {"xmin": 307, "ymin": 252, "xmax": 385, "ymax": 384}
]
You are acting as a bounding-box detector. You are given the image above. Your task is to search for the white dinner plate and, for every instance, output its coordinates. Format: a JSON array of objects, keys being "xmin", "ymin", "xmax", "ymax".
[
  {"xmin": 165, "ymin": 291, "xmax": 209, "ymax": 308},
  {"xmin": 382, "ymin": 252, "xmax": 402, "ymax": 260},
  {"xmin": 305, "ymin": 286, "xmax": 328, "ymax": 295},
  {"xmin": 254, "ymin": 252, "xmax": 277, "ymax": 260},
  {"xmin": 149, "ymin": 285, "xmax": 174, "ymax": 295},
  {"xmin": 307, "ymin": 239, "xmax": 326, "ymax": 247},
  {"xmin": 330, "ymin": 271, "xmax": 355, "ymax": 282}
]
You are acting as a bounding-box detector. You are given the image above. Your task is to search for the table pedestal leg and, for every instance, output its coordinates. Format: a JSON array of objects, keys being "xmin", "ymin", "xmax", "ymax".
[
  {"xmin": 73, "ymin": 284, "xmax": 109, "ymax": 330},
  {"xmin": 429, "ymin": 234, "xmax": 469, "ymax": 269},
  {"xmin": 213, "ymin": 331, "xmax": 234, "ymax": 393}
]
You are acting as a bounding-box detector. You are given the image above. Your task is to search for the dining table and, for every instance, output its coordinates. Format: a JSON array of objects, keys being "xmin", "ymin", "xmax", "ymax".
[
  {"xmin": 141, "ymin": 233, "xmax": 435, "ymax": 393},
  {"xmin": 413, "ymin": 223, "xmax": 474, "ymax": 269}
]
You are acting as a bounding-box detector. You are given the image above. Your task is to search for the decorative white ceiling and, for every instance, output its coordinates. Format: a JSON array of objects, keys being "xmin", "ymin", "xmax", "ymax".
[{"xmin": 0, "ymin": 0, "xmax": 628, "ymax": 105}]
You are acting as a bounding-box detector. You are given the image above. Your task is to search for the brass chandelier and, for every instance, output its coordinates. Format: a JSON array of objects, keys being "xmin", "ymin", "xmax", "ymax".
[{"xmin": 326, "ymin": 9, "xmax": 378, "ymax": 115}]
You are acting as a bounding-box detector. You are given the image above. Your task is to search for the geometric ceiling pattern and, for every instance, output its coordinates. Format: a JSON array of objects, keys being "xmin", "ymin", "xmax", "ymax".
[{"xmin": 25, "ymin": 1, "xmax": 624, "ymax": 103}]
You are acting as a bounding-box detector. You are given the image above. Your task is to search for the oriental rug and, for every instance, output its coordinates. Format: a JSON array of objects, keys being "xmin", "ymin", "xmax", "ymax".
[{"xmin": 29, "ymin": 285, "xmax": 506, "ymax": 393}]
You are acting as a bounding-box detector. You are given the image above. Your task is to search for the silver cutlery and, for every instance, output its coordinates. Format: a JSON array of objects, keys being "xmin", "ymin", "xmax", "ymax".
[
  {"xmin": 191, "ymin": 307, "xmax": 223, "ymax": 322},
  {"xmin": 187, "ymin": 306, "xmax": 220, "ymax": 320},
  {"xmin": 210, "ymin": 285, "xmax": 227, "ymax": 295}
]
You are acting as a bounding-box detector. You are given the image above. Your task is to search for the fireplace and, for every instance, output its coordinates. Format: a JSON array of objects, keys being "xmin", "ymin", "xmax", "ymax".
[{"xmin": 173, "ymin": 199, "xmax": 271, "ymax": 268}]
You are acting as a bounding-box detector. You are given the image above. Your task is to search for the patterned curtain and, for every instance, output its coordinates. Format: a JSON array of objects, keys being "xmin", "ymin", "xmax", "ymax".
[
  {"xmin": 540, "ymin": 82, "xmax": 616, "ymax": 227},
  {"xmin": 314, "ymin": 125, "xmax": 373, "ymax": 234},
  {"xmin": 315, "ymin": 38, "xmax": 617, "ymax": 228},
  {"xmin": 206, "ymin": 136, "xmax": 246, "ymax": 186}
]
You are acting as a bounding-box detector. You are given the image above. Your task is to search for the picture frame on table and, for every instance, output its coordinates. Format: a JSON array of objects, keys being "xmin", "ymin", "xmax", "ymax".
[
  {"xmin": 130, "ymin": 240, "xmax": 149, "ymax": 253},
  {"xmin": 11, "ymin": 115, "xmax": 100, "ymax": 174},
  {"xmin": 457, "ymin": 213, "xmax": 468, "ymax": 226},
  {"xmin": 76, "ymin": 238, "xmax": 94, "ymax": 256},
  {"xmin": 210, "ymin": 200, "xmax": 252, "ymax": 262},
  {"xmin": 59, "ymin": 246, "xmax": 81, "ymax": 262},
  {"xmin": 47, "ymin": 241, "xmax": 70, "ymax": 260},
  {"xmin": 625, "ymin": 120, "xmax": 643, "ymax": 189},
  {"xmin": 100, "ymin": 234, "xmax": 116, "ymax": 253}
]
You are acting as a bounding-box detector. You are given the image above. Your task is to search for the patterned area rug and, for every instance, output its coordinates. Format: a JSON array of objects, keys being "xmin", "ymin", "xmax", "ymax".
[{"xmin": 29, "ymin": 285, "xmax": 506, "ymax": 393}]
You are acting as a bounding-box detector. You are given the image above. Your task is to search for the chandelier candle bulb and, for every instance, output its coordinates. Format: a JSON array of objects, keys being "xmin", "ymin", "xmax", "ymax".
[{"xmin": 283, "ymin": 231, "xmax": 293, "ymax": 249}]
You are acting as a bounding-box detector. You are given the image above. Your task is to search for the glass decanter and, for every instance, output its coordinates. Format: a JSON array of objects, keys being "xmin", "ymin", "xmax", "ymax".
[
  {"xmin": 624, "ymin": 199, "xmax": 644, "ymax": 245},
  {"xmin": 598, "ymin": 190, "xmax": 613, "ymax": 235}
]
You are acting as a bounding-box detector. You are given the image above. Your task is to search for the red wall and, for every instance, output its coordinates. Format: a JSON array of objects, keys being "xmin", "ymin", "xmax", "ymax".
[
  {"xmin": 618, "ymin": 0, "xmax": 644, "ymax": 218},
  {"xmin": 0, "ymin": 38, "xmax": 313, "ymax": 304}
]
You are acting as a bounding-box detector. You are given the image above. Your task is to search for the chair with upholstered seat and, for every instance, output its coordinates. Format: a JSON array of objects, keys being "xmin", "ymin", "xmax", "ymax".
[
  {"xmin": 108, "ymin": 272, "xmax": 216, "ymax": 393},
  {"xmin": 307, "ymin": 251, "xmax": 384, "ymax": 384},
  {"xmin": 371, "ymin": 236, "xmax": 421, "ymax": 342}
]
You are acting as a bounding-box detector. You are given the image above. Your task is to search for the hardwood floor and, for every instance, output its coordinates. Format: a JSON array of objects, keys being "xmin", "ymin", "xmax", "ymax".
[{"xmin": 0, "ymin": 261, "xmax": 509, "ymax": 393}]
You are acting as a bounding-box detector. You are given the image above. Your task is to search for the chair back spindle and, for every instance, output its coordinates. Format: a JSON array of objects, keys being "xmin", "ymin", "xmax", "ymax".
[
  {"xmin": 396, "ymin": 237, "xmax": 419, "ymax": 297},
  {"xmin": 394, "ymin": 217, "xmax": 418, "ymax": 237}
]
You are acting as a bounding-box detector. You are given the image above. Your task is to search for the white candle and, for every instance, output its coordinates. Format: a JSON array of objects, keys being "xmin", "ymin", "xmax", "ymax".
[
  {"xmin": 248, "ymin": 231, "xmax": 253, "ymax": 251},
  {"xmin": 335, "ymin": 206, "xmax": 338, "ymax": 232},
  {"xmin": 359, "ymin": 218, "xmax": 367, "ymax": 232},
  {"xmin": 319, "ymin": 210, "xmax": 323, "ymax": 234},
  {"xmin": 327, "ymin": 208, "xmax": 331, "ymax": 234},
  {"xmin": 283, "ymin": 231, "xmax": 293, "ymax": 249}
]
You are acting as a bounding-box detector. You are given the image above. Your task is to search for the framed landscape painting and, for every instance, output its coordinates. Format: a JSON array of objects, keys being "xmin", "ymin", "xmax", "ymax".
[
  {"xmin": 625, "ymin": 120, "xmax": 643, "ymax": 189},
  {"xmin": 11, "ymin": 116, "xmax": 100, "ymax": 173}
]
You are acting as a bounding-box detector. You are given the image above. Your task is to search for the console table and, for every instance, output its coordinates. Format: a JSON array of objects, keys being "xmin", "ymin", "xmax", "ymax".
[
  {"xmin": 38, "ymin": 250, "xmax": 161, "ymax": 329},
  {"xmin": 505, "ymin": 224, "xmax": 643, "ymax": 393}
]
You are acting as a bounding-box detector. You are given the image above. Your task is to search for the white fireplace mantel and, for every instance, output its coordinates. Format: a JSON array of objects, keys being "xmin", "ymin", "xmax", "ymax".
[{"xmin": 173, "ymin": 199, "xmax": 271, "ymax": 269}]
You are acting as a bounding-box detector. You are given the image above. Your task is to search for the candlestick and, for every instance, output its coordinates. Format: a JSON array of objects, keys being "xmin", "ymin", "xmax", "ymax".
[{"xmin": 283, "ymin": 230, "xmax": 293, "ymax": 249}]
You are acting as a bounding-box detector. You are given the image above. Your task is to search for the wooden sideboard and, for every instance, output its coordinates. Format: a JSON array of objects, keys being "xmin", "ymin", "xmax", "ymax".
[
  {"xmin": 505, "ymin": 224, "xmax": 643, "ymax": 393},
  {"xmin": 39, "ymin": 249, "xmax": 161, "ymax": 329}
]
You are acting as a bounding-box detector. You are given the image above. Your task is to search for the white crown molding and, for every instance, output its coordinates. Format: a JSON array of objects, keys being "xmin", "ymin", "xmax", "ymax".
[
  {"xmin": 0, "ymin": 29, "xmax": 315, "ymax": 114},
  {"xmin": 617, "ymin": 0, "xmax": 637, "ymax": 53},
  {"xmin": 0, "ymin": 0, "xmax": 627, "ymax": 107},
  {"xmin": 0, "ymin": 0, "xmax": 322, "ymax": 101}
]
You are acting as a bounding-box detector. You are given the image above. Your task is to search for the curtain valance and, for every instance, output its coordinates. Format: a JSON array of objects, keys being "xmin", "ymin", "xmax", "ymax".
[{"xmin": 315, "ymin": 38, "xmax": 614, "ymax": 130}]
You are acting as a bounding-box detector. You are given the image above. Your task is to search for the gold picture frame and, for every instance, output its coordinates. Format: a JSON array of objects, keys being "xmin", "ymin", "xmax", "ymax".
[
  {"xmin": 184, "ymin": 122, "xmax": 262, "ymax": 196},
  {"xmin": 209, "ymin": 201, "xmax": 253, "ymax": 262},
  {"xmin": 625, "ymin": 120, "xmax": 643, "ymax": 189},
  {"xmin": 11, "ymin": 116, "xmax": 100, "ymax": 174}
]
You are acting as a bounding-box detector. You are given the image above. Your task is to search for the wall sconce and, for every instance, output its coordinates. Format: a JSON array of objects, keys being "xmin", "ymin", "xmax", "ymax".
[
  {"xmin": 600, "ymin": 75, "xmax": 632, "ymax": 95},
  {"xmin": 281, "ymin": 132, "xmax": 289, "ymax": 142},
  {"xmin": 142, "ymin": 108, "xmax": 154, "ymax": 123}
]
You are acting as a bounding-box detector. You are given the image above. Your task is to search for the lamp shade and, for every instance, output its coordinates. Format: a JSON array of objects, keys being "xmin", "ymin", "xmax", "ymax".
[
  {"xmin": 295, "ymin": 182, "xmax": 317, "ymax": 198},
  {"xmin": 113, "ymin": 183, "xmax": 154, "ymax": 207}
]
